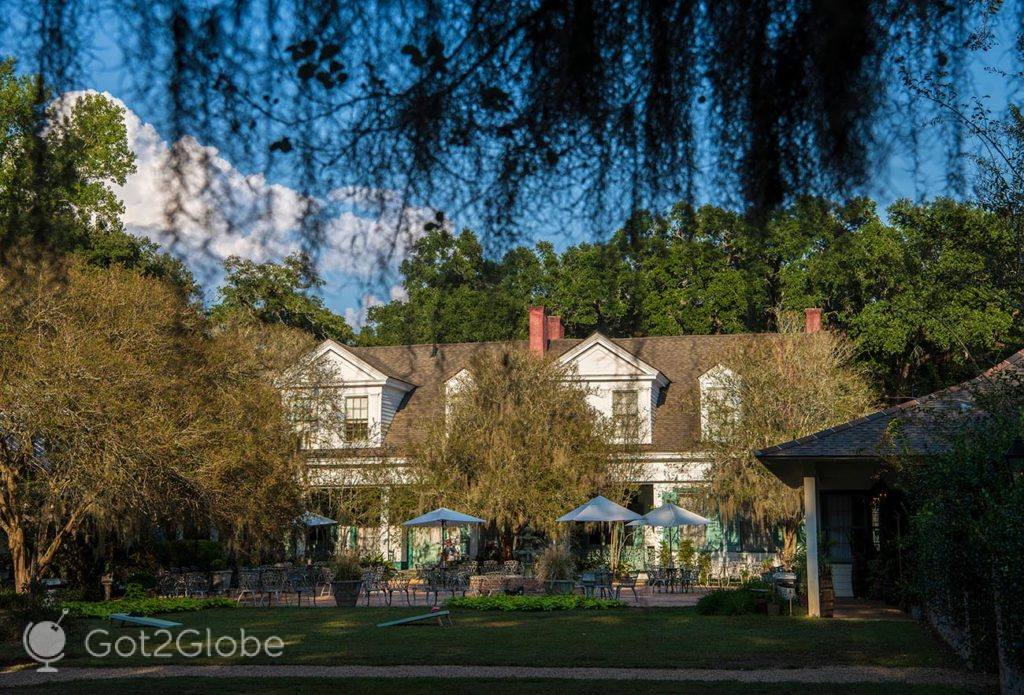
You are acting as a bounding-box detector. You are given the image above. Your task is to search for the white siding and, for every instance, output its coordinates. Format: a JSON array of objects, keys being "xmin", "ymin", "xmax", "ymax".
[{"xmin": 380, "ymin": 385, "xmax": 405, "ymax": 438}]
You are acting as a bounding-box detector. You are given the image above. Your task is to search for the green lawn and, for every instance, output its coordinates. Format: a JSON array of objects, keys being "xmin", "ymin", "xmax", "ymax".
[
  {"xmin": 18, "ymin": 678, "xmax": 985, "ymax": 695},
  {"xmin": 2, "ymin": 606, "xmax": 955, "ymax": 670}
]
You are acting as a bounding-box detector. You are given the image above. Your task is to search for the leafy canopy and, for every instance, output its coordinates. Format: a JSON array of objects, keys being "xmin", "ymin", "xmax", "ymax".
[
  {"xmin": 361, "ymin": 196, "xmax": 1023, "ymax": 398},
  {"xmin": 211, "ymin": 252, "xmax": 354, "ymax": 343},
  {"xmin": 403, "ymin": 350, "xmax": 645, "ymax": 555},
  {"xmin": 0, "ymin": 259, "xmax": 307, "ymax": 590},
  {"xmin": 698, "ymin": 325, "xmax": 876, "ymax": 561},
  {"xmin": 0, "ymin": 58, "xmax": 196, "ymax": 296}
]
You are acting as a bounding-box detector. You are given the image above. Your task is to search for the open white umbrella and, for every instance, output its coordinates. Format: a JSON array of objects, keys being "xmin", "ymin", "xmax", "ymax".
[
  {"xmin": 626, "ymin": 502, "xmax": 710, "ymax": 568},
  {"xmin": 296, "ymin": 511, "xmax": 338, "ymax": 527},
  {"xmin": 557, "ymin": 495, "xmax": 642, "ymax": 523},
  {"xmin": 558, "ymin": 496, "xmax": 642, "ymax": 569},
  {"xmin": 403, "ymin": 507, "xmax": 486, "ymax": 566}
]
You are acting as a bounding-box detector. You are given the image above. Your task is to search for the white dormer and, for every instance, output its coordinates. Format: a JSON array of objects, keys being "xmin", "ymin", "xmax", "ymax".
[
  {"xmin": 699, "ymin": 364, "xmax": 741, "ymax": 442},
  {"xmin": 556, "ymin": 333, "xmax": 668, "ymax": 444},
  {"xmin": 444, "ymin": 368, "xmax": 473, "ymax": 421},
  {"xmin": 284, "ymin": 340, "xmax": 414, "ymax": 449}
]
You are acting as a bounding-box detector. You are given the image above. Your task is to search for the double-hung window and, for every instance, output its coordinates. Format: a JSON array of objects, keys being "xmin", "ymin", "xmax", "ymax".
[
  {"xmin": 344, "ymin": 395, "xmax": 370, "ymax": 442},
  {"xmin": 612, "ymin": 390, "xmax": 639, "ymax": 440}
]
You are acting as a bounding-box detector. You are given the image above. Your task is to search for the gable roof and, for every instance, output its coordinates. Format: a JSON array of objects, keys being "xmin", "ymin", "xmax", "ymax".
[
  {"xmin": 335, "ymin": 333, "xmax": 762, "ymax": 451},
  {"xmin": 755, "ymin": 349, "xmax": 1024, "ymax": 462},
  {"xmin": 557, "ymin": 333, "xmax": 668, "ymax": 386}
]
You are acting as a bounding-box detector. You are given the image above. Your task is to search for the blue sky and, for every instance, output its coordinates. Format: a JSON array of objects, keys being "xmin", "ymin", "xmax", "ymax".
[{"xmin": 2, "ymin": 7, "xmax": 1020, "ymax": 324}]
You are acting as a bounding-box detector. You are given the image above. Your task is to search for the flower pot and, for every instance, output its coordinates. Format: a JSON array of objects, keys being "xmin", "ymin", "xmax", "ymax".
[
  {"xmin": 210, "ymin": 570, "xmax": 233, "ymax": 594},
  {"xmin": 820, "ymin": 576, "xmax": 835, "ymax": 618},
  {"xmin": 544, "ymin": 579, "xmax": 575, "ymax": 595},
  {"xmin": 331, "ymin": 579, "xmax": 363, "ymax": 607}
]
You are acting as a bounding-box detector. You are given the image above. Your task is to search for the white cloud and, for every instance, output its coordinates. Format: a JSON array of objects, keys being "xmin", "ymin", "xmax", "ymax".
[{"xmin": 55, "ymin": 91, "xmax": 433, "ymax": 317}]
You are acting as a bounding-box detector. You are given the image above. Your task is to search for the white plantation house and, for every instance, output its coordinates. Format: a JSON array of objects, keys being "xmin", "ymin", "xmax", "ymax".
[{"xmin": 288, "ymin": 306, "xmax": 826, "ymax": 573}]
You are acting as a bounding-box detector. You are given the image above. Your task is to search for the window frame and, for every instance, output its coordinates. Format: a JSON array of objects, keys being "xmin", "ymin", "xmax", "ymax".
[
  {"xmin": 344, "ymin": 394, "xmax": 370, "ymax": 442},
  {"xmin": 611, "ymin": 388, "xmax": 640, "ymax": 440}
]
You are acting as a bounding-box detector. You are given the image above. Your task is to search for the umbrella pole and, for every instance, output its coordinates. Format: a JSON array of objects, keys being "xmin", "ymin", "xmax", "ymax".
[{"xmin": 440, "ymin": 519, "xmax": 447, "ymax": 568}]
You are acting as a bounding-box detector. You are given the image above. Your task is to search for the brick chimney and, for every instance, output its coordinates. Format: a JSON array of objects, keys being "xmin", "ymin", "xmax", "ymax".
[
  {"xmin": 529, "ymin": 306, "xmax": 549, "ymax": 355},
  {"xmin": 546, "ymin": 314, "xmax": 564, "ymax": 341},
  {"xmin": 804, "ymin": 307, "xmax": 822, "ymax": 334}
]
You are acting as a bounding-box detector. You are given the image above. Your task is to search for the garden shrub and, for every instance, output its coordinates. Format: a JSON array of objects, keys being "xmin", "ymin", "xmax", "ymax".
[
  {"xmin": 534, "ymin": 545, "xmax": 574, "ymax": 582},
  {"xmin": 0, "ymin": 587, "xmax": 58, "ymax": 641},
  {"xmin": 153, "ymin": 539, "xmax": 227, "ymax": 570},
  {"xmin": 62, "ymin": 596, "xmax": 236, "ymax": 618},
  {"xmin": 695, "ymin": 589, "xmax": 759, "ymax": 616},
  {"xmin": 447, "ymin": 595, "xmax": 625, "ymax": 611}
]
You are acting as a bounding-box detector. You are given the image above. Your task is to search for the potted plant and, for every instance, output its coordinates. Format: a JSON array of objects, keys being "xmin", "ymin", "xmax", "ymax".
[
  {"xmin": 209, "ymin": 559, "xmax": 233, "ymax": 594},
  {"xmin": 819, "ymin": 561, "xmax": 835, "ymax": 618},
  {"xmin": 329, "ymin": 552, "xmax": 364, "ymax": 606},
  {"xmin": 536, "ymin": 545, "xmax": 575, "ymax": 595}
]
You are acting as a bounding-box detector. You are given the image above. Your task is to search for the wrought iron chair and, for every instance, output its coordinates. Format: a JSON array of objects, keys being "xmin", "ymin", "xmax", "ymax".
[
  {"xmin": 183, "ymin": 571, "xmax": 210, "ymax": 597},
  {"xmin": 385, "ymin": 571, "xmax": 414, "ymax": 606},
  {"xmin": 362, "ymin": 566, "xmax": 388, "ymax": 606},
  {"xmin": 614, "ymin": 571, "xmax": 641, "ymax": 602},
  {"xmin": 235, "ymin": 568, "xmax": 263, "ymax": 606},
  {"xmin": 289, "ymin": 567, "xmax": 317, "ymax": 607},
  {"xmin": 260, "ymin": 568, "xmax": 288, "ymax": 606},
  {"xmin": 157, "ymin": 571, "xmax": 185, "ymax": 597},
  {"xmin": 314, "ymin": 565, "xmax": 335, "ymax": 598},
  {"xmin": 502, "ymin": 560, "xmax": 522, "ymax": 575}
]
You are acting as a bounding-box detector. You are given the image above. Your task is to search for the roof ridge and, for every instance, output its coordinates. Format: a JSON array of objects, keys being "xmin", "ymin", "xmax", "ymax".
[
  {"xmin": 349, "ymin": 338, "xmax": 531, "ymax": 350},
  {"xmin": 352, "ymin": 331, "xmax": 797, "ymax": 352}
]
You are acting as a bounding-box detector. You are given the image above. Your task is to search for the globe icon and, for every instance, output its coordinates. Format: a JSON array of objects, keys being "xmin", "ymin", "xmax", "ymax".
[
  {"xmin": 23, "ymin": 610, "xmax": 68, "ymax": 672},
  {"xmin": 26, "ymin": 622, "xmax": 66, "ymax": 658}
]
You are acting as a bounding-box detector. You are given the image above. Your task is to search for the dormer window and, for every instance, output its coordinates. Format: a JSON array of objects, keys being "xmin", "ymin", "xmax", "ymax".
[
  {"xmin": 283, "ymin": 340, "xmax": 415, "ymax": 449},
  {"xmin": 612, "ymin": 389, "xmax": 640, "ymax": 439},
  {"xmin": 344, "ymin": 395, "xmax": 370, "ymax": 442},
  {"xmin": 700, "ymin": 365, "xmax": 741, "ymax": 442},
  {"xmin": 556, "ymin": 333, "xmax": 668, "ymax": 446},
  {"xmin": 445, "ymin": 369, "xmax": 473, "ymax": 423}
]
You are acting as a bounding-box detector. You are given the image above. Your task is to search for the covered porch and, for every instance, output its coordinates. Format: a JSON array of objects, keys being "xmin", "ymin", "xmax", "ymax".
[{"xmin": 756, "ymin": 453, "xmax": 900, "ymax": 616}]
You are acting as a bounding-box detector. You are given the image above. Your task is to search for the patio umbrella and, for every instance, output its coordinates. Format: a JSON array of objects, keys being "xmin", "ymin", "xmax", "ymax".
[
  {"xmin": 403, "ymin": 507, "xmax": 486, "ymax": 566},
  {"xmin": 556, "ymin": 496, "xmax": 642, "ymax": 523},
  {"xmin": 558, "ymin": 496, "xmax": 642, "ymax": 568},
  {"xmin": 626, "ymin": 503, "xmax": 710, "ymax": 568},
  {"xmin": 296, "ymin": 512, "xmax": 338, "ymax": 527}
]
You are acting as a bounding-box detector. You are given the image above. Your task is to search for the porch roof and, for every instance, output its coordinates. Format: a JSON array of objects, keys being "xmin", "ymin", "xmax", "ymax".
[{"xmin": 755, "ymin": 348, "xmax": 1024, "ymax": 488}]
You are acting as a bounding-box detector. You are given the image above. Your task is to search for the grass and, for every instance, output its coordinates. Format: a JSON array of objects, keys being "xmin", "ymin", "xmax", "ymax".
[
  {"xmin": 18, "ymin": 678, "xmax": 985, "ymax": 695},
  {"xmin": 1, "ymin": 606, "xmax": 955, "ymax": 670}
]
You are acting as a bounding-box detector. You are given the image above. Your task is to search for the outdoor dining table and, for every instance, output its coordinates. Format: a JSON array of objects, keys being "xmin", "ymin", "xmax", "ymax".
[{"xmin": 578, "ymin": 571, "xmax": 613, "ymax": 598}]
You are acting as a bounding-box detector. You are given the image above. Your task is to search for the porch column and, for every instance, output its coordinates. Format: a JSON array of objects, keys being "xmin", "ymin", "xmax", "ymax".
[{"xmin": 804, "ymin": 474, "xmax": 821, "ymax": 617}]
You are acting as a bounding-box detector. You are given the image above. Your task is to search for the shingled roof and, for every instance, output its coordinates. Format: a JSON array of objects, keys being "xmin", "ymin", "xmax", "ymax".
[
  {"xmin": 340, "ymin": 333, "xmax": 762, "ymax": 452},
  {"xmin": 755, "ymin": 349, "xmax": 1024, "ymax": 462}
]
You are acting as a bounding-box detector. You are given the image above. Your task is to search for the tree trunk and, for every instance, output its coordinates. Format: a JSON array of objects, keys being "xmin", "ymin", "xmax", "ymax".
[
  {"xmin": 9, "ymin": 527, "xmax": 33, "ymax": 593},
  {"xmin": 782, "ymin": 523, "xmax": 798, "ymax": 567},
  {"xmin": 992, "ymin": 561, "xmax": 1022, "ymax": 694}
]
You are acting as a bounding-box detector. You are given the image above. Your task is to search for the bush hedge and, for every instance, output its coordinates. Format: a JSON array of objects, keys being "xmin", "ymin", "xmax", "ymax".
[
  {"xmin": 62, "ymin": 596, "xmax": 236, "ymax": 618},
  {"xmin": 446, "ymin": 595, "xmax": 625, "ymax": 611},
  {"xmin": 0, "ymin": 588, "xmax": 58, "ymax": 641},
  {"xmin": 695, "ymin": 588, "xmax": 760, "ymax": 616}
]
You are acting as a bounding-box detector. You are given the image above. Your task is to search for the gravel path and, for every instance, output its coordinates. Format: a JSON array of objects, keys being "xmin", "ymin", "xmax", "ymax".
[{"xmin": 0, "ymin": 664, "xmax": 994, "ymax": 689}]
